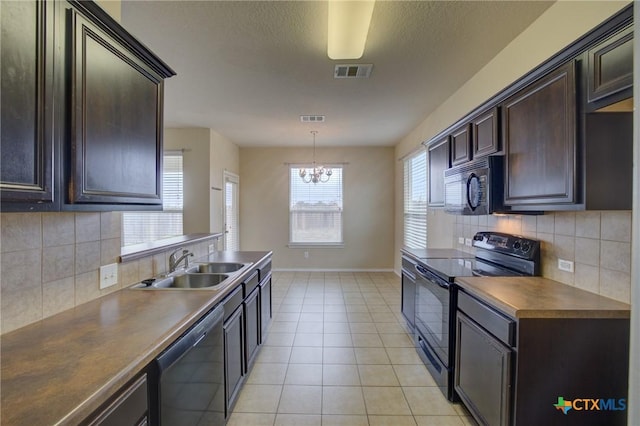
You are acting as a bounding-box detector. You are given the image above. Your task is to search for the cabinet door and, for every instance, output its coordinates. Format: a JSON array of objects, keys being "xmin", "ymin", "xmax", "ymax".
[
  {"xmin": 0, "ymin": 0, "xmax": 56, "ymax": 209},
  {"xmin": 587, "ymin": 26, "xmax": 633, "ymax": 108},
  {"xmin": 224, "ymin": 307, "xmax": 244, "ymax": 417},
  {"xmin": 67, "ymin": 8, "xmax": 164, "ymax": 206},
  {"xmin": 260, "ymin": 274, "xmax": 272, "ymax": 338},
  {"xmin": 455, "ymin": 312, "xmax": 512, "ymax": 426},
  {"xmin": 450, "ymin": 124, "xmax": 471, "ymax": 166},
  {"xmin": 427, "ymin": 137, "xmax": 450, "ymax": 207},
  {"xmin": 472, "ymin": 107, "xmax": 499, "ymax": 158},
  {"xmin": 244, "ymin": 286, "xmax": 260, "ymax": 369},
  {"xmin": 502, "ymin": 62, "xmax": 576, "ymax": 208}
]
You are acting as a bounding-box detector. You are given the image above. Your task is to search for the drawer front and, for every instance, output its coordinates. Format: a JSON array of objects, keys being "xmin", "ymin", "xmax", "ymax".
[
  {"xmin": 243, "ymin": 270, "xmax": 260, "ymax": 297},
  {"xmin": 457, "ymin": 291, "xmax": 515, "ymax": 346},
  {"xmin": 223, "ymin": 285, "xmax": 244, "ymax": 322},
  {"xmin": 258, "ymin": 261, "xmax": 272, "ymax": 282}
]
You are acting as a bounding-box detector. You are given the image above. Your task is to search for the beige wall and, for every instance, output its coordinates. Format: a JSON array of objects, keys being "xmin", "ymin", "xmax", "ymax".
[
  {"xmin": 394, "ymin": 1, "xmax": 630, "ymax": 273},
  {"xmin": 210, "ymin": 129, "xmax": 240, "ymax": 239},
  {"xmin": 95, "ymin": 0, "xmax": 121, "ymax": 22},
  {"xmin": 165, "ymin": 128, "xmax": 240, "ymax": 238},
  {"xmin": 240, "ymin": 146, "xmax": 394, "ymax": 270}
]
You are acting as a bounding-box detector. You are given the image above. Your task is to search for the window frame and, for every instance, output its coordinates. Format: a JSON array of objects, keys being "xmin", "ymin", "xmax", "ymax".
[{"xmin": 288, "ymin": 163, "xmax": 344, "ymax": 248}]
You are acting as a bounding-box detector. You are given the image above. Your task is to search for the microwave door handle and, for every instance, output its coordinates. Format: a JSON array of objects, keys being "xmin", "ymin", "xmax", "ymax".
[{"xmin": 415, "ymin": 265, "xmax": 449, "ymax": 289}]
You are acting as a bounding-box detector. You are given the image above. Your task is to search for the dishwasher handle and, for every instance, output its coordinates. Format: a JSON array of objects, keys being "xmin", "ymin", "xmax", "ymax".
[
  {"xmin": 155, "ymin": 304, "xmax": 224, "ymax": 371},
  {"xmin": 415, "ymin": 264, "xmax": 449, "ymax": 289}
]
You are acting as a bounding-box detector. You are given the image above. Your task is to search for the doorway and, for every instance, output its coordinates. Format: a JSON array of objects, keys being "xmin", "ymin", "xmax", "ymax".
[{"xmin": 223, "ymin": 171, "xmax": 240, "ymax": 250}]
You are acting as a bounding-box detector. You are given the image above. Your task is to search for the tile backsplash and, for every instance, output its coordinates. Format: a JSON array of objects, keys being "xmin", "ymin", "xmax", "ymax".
[
  {"xmin": 0, "ymin": 212, "xmax": 213, "ymax": 334},
  {"xmin": 452, "ymin": 211, "xmax": 632, "ymax": 303}
]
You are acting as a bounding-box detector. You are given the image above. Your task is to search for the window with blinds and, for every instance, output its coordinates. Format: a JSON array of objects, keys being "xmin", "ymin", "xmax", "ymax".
[
  {"xmin": 122, "ymin": 152, "xmax": 184, "ymax": 246},
  {"xmin": 290, "ymin": 166, "xmax": 343, "ymax": 245},
  {"xmin": 404, "ymin": 150, "xmax": 427, "ymax": 249}
]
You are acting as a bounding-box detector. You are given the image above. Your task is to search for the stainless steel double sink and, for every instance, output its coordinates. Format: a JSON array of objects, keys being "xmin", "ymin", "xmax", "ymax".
[{"xmin": 130, "ymin": 262, "xmax": 252, "ymax": 290}]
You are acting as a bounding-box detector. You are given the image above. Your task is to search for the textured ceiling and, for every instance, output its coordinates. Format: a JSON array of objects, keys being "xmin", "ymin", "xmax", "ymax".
[{"xmin": 121, "ymin": 1, "xmax": 553, "ymax": 147}]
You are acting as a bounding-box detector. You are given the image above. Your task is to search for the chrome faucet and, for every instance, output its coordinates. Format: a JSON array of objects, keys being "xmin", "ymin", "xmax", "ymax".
[{"xmin": 168, "ymin": 248, "xmax": 194, "ymax": 273}]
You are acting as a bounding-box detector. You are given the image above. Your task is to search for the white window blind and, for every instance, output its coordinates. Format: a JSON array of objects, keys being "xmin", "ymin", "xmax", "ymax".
[
  {"xmin": 290, "ymin": 166, "xmax": 343, "ymax": 245},
  {"xmin": 404, "ymin": 150, "xmax": 427, "ymax": 249},
  {"xmin": 122, "ymin": 152, "xmax": 184, "ymax": 246}
]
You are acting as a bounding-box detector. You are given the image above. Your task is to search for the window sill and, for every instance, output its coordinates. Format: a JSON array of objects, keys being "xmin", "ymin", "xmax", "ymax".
[
  {"xmin": 287, "ymin": 243, "xmax": 345, "ymax": 249},
  {"xmin": 120, "ymin": 232, "xmax": 224, "ymax": 263}
]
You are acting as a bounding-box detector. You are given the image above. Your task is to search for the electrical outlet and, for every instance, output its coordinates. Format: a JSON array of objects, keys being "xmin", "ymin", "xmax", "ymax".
[
  {"xmin": 558, "ymin": 259, "xmax": 574, "ymax": 273},
  {"xmin": 458, "ymin": 237, "xmax": 465, "ymax": 245},
  {"xmin": 99, "ymin": 263, "xmax": 118, "ymax": 289},
  {"xmin": 208, "ymin": 244, "xmax": 215, "ymax": 253},
  {"xmin": 465, "ymin": 238, "xmax": 472, "ymax": 247},
  {"xmin": 304, "ymin": 251, "xmax": 309, "ymax": 259}
]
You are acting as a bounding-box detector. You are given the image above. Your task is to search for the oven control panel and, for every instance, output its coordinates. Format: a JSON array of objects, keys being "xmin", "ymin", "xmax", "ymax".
[{"xmin": 472, "ymin": 232, "xmax": 539, "ymax": 260}]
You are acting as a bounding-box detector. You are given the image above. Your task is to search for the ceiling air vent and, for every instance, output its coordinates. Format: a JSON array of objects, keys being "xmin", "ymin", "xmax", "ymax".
[
  {"xmin": 300, "ymin": 115, "xmax": 325, "ymax": 123},
  {"xmin": 334, "ymin": 64, "xmax": 373, "ymax": 79}
]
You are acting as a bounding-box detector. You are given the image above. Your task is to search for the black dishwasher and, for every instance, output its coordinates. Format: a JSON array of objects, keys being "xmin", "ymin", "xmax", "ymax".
[{"xmin": 149, "ymin": 304, "xmax": 225, "ymax": 426}]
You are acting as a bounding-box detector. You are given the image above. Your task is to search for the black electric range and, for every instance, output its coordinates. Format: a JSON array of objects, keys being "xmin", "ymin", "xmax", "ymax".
[{"xmin": 413, "ymin": 232, "xmax": 540, "ymax": 401}]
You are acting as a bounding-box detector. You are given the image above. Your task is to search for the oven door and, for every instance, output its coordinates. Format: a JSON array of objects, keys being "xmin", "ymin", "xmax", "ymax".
[{"xmin": 414, "ymin": 264, "xmax": 451, "ymax": 366}]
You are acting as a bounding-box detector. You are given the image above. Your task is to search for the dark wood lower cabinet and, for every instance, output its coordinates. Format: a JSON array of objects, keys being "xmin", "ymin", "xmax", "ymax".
[
  {"xmin": 221, "ymin": 263, "xmax": 271, "ymax": 420},
  {"xmin": 260, "ymin": 273, "xmax": 272, "ymax": 338},
  {"xmin": 455, "ymin": 290, "xmax": 629, "ymax": 426},
  {"xmin": 455, "ymin": 312, "xmax": 512, "ymax": 426},
  {"xmin": 244, "ymin": 287, "xmax": 260, "ymax": 370},
  {"xmin": 223, "ymin": 306, "xmax": 244, "ymax": 418}
]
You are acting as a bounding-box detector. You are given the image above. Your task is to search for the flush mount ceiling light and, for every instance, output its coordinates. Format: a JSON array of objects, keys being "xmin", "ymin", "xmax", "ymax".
[
  {"xmin": 327, "ymin": 0, "xmax": 375, "ymax": 60},
  {"xmin": 299, "ymin": 131, "xmax": 332, "ymax": 184}
]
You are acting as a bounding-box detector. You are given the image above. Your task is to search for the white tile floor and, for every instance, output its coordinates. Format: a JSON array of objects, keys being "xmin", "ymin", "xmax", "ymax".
[{"xmin": 228, "ymin": 271, "xmax": 477, "ymax": 426}]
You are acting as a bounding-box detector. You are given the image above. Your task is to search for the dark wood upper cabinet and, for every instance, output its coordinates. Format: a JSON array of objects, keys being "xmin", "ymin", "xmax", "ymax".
[
  {"xmin": 427, "ymin": 137, "xmax": 450, "ymax": 207},
  {"xmin": 66, "ymin": 8, "xmax": 165, "ymax": 206},
  {"xmin": 0, "ymin": 0, "xmax": 57, "ymax": 211},
  {"xmin": 471, "ymin": 107, "xmax": 499, "ymax": 158},
  {"xmin": 450, "ymin": 124, "xmax": 471, "ymax": 166},
  {"xmin": 502, "ymin": 62, "xmax": 577, "ymax": 209},
  {"xmin": 587, "ymin": 25, "xmax": 633, "ymax": 111}
]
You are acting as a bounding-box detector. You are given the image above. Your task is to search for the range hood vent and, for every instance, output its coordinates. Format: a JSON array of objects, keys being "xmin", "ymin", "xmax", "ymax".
[
  {"xmin": 300, "ymin": 115, "xmax": 325, "ymax": 123},
  {"xmin": 334, "ymin": 64, "xmax": 373, "ymax": 79}
]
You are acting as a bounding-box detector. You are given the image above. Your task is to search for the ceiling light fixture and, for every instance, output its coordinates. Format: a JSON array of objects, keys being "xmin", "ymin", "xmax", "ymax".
[
  {"xmin": 299, "ymin": 131, "xmax": 332, "ymax": 184},
  {"xmin": 327, "ymin": 0, "xmax": 375, "ymax": 60}
]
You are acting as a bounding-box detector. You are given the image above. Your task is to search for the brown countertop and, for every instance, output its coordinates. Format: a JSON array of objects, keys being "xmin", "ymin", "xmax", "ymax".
[
  {"xmin": 0, "ymin": 251, "xmax": 271, "ymax": 426},
  {"xmin": 455, "ymin": 276, "xmax": 630, "ymax": 320}
]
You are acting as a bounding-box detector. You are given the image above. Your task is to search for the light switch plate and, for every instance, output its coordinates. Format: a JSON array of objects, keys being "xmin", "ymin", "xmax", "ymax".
[
  {"xmin": 458, "ymin": 237, "xmax": 465, "ymax": 245},
  {"xmin": 99, "ymin": 263, "xmax": 118, "ymax": 289},
  {"xmin": 465, "ymin": 238, "xmax": 472, "ymax": 247},
  {"xmin": 208, "ymin": 244, "xmax": 215, "ymax": 253}
]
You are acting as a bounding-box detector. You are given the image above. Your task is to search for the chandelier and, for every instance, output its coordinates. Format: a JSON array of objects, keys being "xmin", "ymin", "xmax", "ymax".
[{"xmin": 299, "ymin": 131, "xmax": 332, "ymax": 184}]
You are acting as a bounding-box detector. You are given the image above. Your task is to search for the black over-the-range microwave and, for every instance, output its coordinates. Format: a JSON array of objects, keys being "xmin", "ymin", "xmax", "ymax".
[{"xmin": 443, "ymin": 155, "xmax": 507, "ymax": 215}]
